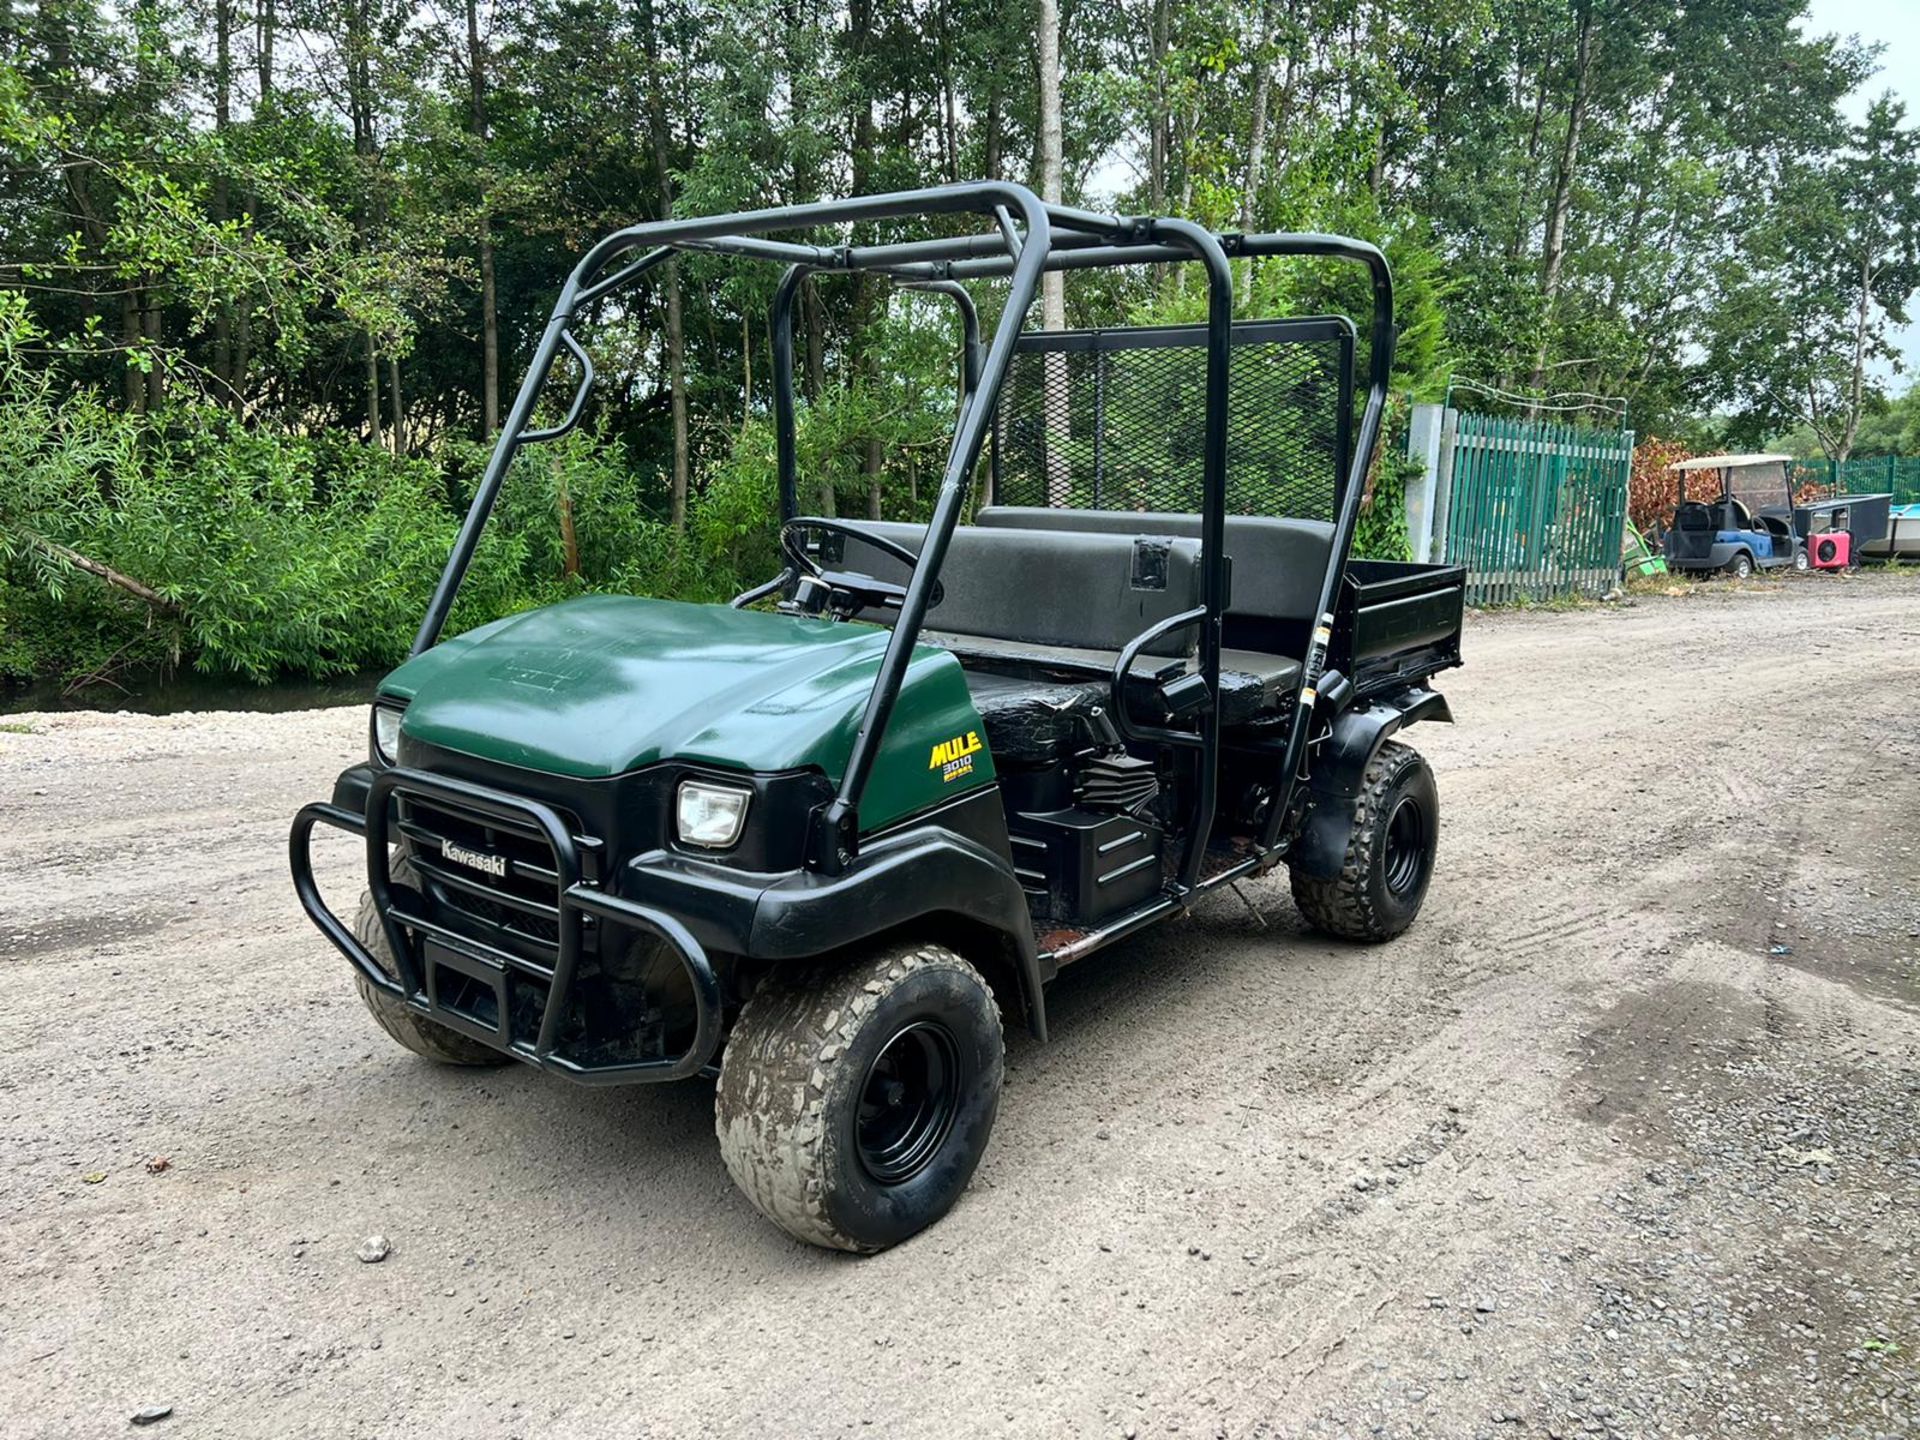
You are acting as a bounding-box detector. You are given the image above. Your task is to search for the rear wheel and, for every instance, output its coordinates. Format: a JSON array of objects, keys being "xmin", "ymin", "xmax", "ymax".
[
  {"xmin": 715, "ymin": 942, "xmax": 1004, "ymax": 1253},
  {"xmin": 1290, "ymin": 740, "xmax": 1439, "ymax": 943},
  {"xmin": 352, "ymin": 857, "xmax": 511, "ymax": 1066},
  {"xmin": 1729, "ymin": 552, "xmax": 1755, "ymax": 580}
]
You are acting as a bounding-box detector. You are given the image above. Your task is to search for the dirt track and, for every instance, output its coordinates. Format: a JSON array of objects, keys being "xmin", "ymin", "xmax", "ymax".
[{"xmin": 3, "ymin": 572, "xmax": 1917, "ymax": 1439}]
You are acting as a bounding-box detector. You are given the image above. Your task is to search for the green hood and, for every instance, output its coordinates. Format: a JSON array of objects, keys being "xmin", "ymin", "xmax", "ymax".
[{"xmin": 380, "ymin": 595, "xmax": 992, "ymax": 829}]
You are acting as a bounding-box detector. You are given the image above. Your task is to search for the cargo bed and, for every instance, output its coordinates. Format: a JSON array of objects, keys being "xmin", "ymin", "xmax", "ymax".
[{"xmin": 1332, "ymin": 560, "xmax": 1465, "ymax": 699}]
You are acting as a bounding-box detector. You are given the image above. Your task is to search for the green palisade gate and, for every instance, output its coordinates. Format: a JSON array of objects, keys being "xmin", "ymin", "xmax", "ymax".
[{"xmin": 1438, "ymin": 410, "xmax": 1634, "ymax": 606}]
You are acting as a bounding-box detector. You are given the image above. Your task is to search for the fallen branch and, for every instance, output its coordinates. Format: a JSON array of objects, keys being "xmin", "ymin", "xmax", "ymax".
[{"xmin": 30, "ymin": 535, "xmax": 181, "ymax": 615}]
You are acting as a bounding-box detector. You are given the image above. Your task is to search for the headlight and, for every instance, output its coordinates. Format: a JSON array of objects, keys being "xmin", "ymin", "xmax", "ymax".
[
  {"xmin": 676, "ymin": 779, "xmax": 751, "ymax": 849},
  {"xmin": 372, "ymin": 703, "xmax": 405, "ymax": 765}
]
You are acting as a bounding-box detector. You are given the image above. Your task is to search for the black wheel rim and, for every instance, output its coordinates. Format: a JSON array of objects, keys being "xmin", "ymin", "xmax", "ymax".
[
  {"xmin": 1383, "ymin": 796, "xmax": 1428, "ymax": 898},
  {"xmin": 856, "ymin": 1021, "xmax": 962, "ymax": 1186}
]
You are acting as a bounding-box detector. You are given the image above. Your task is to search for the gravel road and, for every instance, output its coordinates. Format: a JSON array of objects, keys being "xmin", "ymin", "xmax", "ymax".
[{"xmin": 3, "ymin": 573, "xmax": 1917, "ymax": 1439}]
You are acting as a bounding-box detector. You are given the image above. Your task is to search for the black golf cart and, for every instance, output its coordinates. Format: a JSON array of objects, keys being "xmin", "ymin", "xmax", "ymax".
[{"xmin": 290, "ymin": 184, "xmax": 1465, "ymax": 1252}]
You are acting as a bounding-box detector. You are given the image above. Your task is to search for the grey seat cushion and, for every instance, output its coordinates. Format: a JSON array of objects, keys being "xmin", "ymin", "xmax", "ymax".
[
  {"xmin": 831, "ymin": 518, "xmax": 1305, "ymax": 741},
  {"xmin": 839, "ymin": 521, "xmax": 1204, "ymax": 657},
  {"xmin": 973, "ymin": 506, "xmax": 1332, "ymax": 628}
]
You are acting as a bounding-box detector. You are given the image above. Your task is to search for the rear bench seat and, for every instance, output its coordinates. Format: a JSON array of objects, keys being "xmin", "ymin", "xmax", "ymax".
[
  {"xmin": 973, "ymin": 506, "xmax": 1333, "ymax": 655},
  {"xmin": 973, "ymin": 506, "xmax": 1332, "ymax": 744},
  {"xmin": 836, "ymin": 518, "xmax": 1313, "ymax": 764}
]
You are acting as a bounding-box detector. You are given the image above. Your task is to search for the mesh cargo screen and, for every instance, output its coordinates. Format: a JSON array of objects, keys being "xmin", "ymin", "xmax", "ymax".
[{"xmin": 989, "ymin": 319, "xmax": 1354, "ymax": 520}]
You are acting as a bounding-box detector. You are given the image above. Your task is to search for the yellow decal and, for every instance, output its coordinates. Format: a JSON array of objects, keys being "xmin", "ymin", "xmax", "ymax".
[{"xmin": 929, "ymin": 730, "xmax": 983, "ymax": 782}]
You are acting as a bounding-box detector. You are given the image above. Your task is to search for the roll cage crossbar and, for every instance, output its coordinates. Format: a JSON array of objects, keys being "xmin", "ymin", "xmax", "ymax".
[{"xmin": 410, "ymin": 181, "xmax": 1394, "ymax": 882}]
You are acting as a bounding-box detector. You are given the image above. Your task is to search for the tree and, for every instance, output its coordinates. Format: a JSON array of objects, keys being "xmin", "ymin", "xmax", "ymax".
[
  {"xmin": 1705, "ymin": 96, "xmax": 1920, "ymax": 459},
  {"xmin": 1037, "ymin": 0, "xmax": 1064, "ymax": 332}
]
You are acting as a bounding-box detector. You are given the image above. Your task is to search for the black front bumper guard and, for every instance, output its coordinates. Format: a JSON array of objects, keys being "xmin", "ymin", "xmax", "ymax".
[{"xmin": 289, "ymin": 766, "xmax": 723, "ymax": 1084}]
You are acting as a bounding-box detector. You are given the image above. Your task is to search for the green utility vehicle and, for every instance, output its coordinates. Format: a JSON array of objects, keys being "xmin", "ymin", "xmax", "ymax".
[{"xmin": 291, "ymin": 184, "xmax": 1465, "ymax": 1252}]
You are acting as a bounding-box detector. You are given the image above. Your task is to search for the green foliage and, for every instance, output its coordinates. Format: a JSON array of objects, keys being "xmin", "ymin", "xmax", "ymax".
[
  {"xmin": 2, "ymin": 0, "xmax": 1910, "ymax": 686},
  {"xmin": 1352, "ymin": 397, "xmax": 1416, "ymax": 563},
  {"xmin": 1705, "ymin": 96, "xmax": 1920, "ymax": 458},
  {"xmin": 0, "ymin": 289, "xmax": 679, "ymax": 681}
]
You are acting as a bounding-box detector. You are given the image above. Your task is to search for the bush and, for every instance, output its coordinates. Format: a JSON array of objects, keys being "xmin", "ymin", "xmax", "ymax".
[
  {"xmin": 0, "ymin": 360, "xmax": 692, "ymax": 683},
  {"xmin": 1351, "ymin": 395, "xmax": 1414, "ymax": 562},
  {"xmin": 1628, "ymin": 436, "xmax": 1695, "ymax": 534}
]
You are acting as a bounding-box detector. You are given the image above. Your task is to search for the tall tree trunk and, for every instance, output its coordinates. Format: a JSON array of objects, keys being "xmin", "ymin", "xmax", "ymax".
[
  {"xmin": 256, "ymin": 0, "xmax": 274, "ymax": 103},
  {"xmin": 388, "ymin": 356, "xmax": 405, "ymax": 454},
  {"xmin": 984, "ymin": 79, "xmax": 1002, "ymax": 181},
  {"xmin": 348, "ymin": 0, "xmax": 381, "ymax": 443},
  {"xmin": 1148, "ymin": 0, "xmax": 1169, "ymax": 214},
  {"xmin": 232, "ymin": 214, "xmax": 254, "ymax": 404},
  {"xmin": 236, "ymin": 0, "xmax": 273, "ymax": 405},
  {"xmin": 1241, "ymin": 0, "xmax": 1277, "ymax": 290},
  {"xmin": 939, "ymin": 0, "xmax": 961, "ymax": 183},
  {"xmin": 477, "ymin": 221, "xmax": 499, "ymax": 437},
  {"xmin": 848, "ymin": 0, "xmax": 882, "ymax": 519},
  {"xmin": 642, "ymin": 0, "xmax": 690, "ymax": 529},
  {"xmin": 142, "ymin": 283, "xmax": 164, "ymax": 411},
  {"xmin": 467, "ymin": 0, "xmax": 499, "ymax": 437},
  {"xmin": 1037, "ymin": 0, "xmax": 1064, "ymax": 329},
  {"xmin": 804, "ymin": 283, "xmax": 826, "ymax": 407},
  {"xmin": 1841, "ymin": 252, "xmax": 1874, "ymax": 461},
  {"xmin": 365, "ymin": 333, "xmax": 383, "ymax": 447},
  {"xmin": 782, "ymin": 0, "xmax": 829, "ymax": 453},
  {"xmin": 212, "ymin": 0, "xmax": 234, "ymax": 399},
  {"xmin": 1528, "ymin": 0, "xmax": 1595, "ymax": 396},
  {"xmin": 1037, "ymin": 0, "xmax": 1070, "ymax": 506},
  {"xmin": 121, "ymin": 287, "xmax": 144, "ymax": 413}
]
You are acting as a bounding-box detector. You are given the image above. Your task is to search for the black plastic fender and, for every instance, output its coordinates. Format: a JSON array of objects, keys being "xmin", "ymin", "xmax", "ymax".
[
  {"xmin": 622, "ymin": 825, "xmax": 1050, "ymax": 1042},
  {"xmin": 757, "ymin": 830, "xmax": 1049, "ymax": 1040},
  {"xmin": 1289, "ymin": 687, "xmax": 1452, "ymax": 880},
  {"xmin": 331, "ymin": 761, "xmax": 376, "ymax": 815}
]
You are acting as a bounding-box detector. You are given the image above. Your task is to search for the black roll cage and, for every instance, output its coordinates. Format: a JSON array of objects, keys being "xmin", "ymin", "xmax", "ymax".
[{"xmin": 409, "ymin": 181, "xmax": 1395, "ymax": 883}]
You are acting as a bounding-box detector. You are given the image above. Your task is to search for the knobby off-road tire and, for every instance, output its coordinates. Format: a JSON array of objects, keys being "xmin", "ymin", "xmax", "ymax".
[
  {"xmin": 352, "ymin": 857, "xmax": 510, "ymax": 1066},
  {"xmin": 1289, "ymin": 739, "xmax": 1439, "ymax": 943},
  {"xmin": 714, "ymin": 942, "xmax": 1004, "ymax": 1253}
]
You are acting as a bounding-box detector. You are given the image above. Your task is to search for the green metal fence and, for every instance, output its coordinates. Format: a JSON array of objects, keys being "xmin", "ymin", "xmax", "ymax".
[
  {"xmin": 1436, "ymin": 411, "xmax": 1634, "ymax": 605},
  {"xmin": 1791, "ymin": 455, "xmax": 1920, "ymax": 504}
]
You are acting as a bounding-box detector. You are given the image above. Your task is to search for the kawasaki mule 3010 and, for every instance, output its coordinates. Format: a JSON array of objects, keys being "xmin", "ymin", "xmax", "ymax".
[{"xmin": 291, "ymin": 182, "xmax": 1464, "ymax": 1251}]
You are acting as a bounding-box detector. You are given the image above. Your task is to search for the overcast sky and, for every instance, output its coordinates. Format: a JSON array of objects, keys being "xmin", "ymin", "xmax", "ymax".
[{"xmin": 1803, "ymin": 0, "xmax": 1920, "ymax": 382}]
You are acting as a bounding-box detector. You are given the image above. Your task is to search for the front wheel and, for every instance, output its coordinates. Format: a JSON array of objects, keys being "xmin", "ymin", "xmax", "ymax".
[
  {"xmin": 1793, "ymin": 548, "xmax": 1811, "ymax": 572},
  {"xmin": 715, "ymin": 942, "xmax": 1004, "ymax": 1252},
  {"xmin": 1290, "ymin": 740, "xmax": 1439, "ymax": 942},
  {"xmin": 352, "ymin": 857, "xmax": 511, "ymax": 1067}
]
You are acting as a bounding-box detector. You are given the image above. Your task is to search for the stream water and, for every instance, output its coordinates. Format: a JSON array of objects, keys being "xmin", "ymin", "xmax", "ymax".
[{"xmin": 0, "ymin": 668, "xmax": 383, "ymax": 717}]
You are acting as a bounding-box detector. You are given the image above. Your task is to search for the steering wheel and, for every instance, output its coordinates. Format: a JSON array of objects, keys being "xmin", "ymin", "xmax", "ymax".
[{"xmin": 777, "ymin": 516, "xmax": 942, "ymax": 618}]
